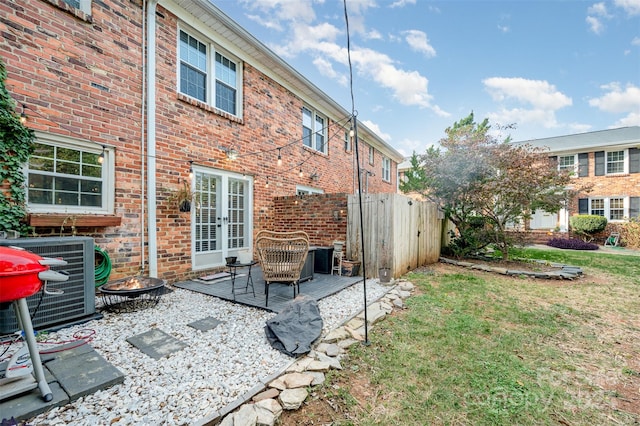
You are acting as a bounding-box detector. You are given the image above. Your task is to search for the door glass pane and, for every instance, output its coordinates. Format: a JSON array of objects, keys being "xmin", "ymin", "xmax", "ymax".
[
  {"xmin": 227, "ymin": 178, "xmax": 247, "ymax": 249},
  {"xmin": 195, "ymin": 172, "xmax": 218, "ymax": 253}
]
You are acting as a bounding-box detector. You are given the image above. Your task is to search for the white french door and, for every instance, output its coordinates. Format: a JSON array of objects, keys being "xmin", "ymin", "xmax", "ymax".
[{"xmin": 191, "ymin": 168, "xmax": 253, "ymax": 270}]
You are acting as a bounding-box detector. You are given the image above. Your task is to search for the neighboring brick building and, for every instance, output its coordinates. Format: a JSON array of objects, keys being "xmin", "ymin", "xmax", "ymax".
[
  {"xmin": 1, "ymin": 0, "xmax": 403, "ymax": 282},
  {"xmin": 514, "ymin": 126, "xmax": 640, "ymax": 232}
]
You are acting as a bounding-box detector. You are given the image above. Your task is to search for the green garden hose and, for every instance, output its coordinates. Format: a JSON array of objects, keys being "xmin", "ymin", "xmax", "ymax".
[{"xmin": 94, "ymin": 245, "xmax": 112, "ymax": 287}]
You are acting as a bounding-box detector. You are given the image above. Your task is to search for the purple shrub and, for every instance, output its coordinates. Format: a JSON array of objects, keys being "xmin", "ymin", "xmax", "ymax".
[{"xmin": 546, "ymin": 237, "xmax": 599, "ymax": 250}]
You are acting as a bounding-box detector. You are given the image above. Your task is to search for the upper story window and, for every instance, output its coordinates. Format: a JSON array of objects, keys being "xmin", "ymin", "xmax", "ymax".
[
  {"xmin": 558, "ymin": 154, "xmax": 576, "ymax": 172},
  {"xmin": 26, "ymin": 133, "xmax": 114, "ymax": 214},
  {"xmin": 607, "ymin": 150, "xmax": 625, "ymax": 174},
  {"xmin": 344, "ymin": 130, "xmax": 351, "ymax": 152},
  {"xmin": 382, "ymin": 157, "xmax": 391, "ymax": 182},
  {"xmin": 302, "ymin": 107, "xmax": 326, "ymax": 153},
  {"xmin": 179, "ymin": 29, "xmax": 241, "ymax": 117},
  {"xmin": 368, "ymin": 146, "xmax": 374, "ymax": 165}
]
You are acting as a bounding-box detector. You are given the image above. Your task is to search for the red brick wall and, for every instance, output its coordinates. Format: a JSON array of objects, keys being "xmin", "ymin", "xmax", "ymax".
[
  {"xmin": 567, "ymin": 151, "xmax": 640, "ymax": 215},
  {"xmin": 1, "ymin": 2, "xmax": 398, "ymax": 283},
  {"xmin": 272, "ymin": 193, "xmax": 348, "ymax": 246},
  {"xmin": 1, "ymin": 0, "xmax": 145, "ymax": 278}
]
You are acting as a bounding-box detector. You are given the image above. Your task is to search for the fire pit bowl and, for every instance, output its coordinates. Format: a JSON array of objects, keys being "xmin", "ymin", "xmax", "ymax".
[{"xmin": 99, "ymin": 276, "xmax": 166, "ymax": 312}]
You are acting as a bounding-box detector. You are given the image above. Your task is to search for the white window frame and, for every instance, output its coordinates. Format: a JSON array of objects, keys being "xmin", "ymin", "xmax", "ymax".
[
  {"xmin": 178, "ymin": 28, "xmax": 243, "ymax": 118},
  {"xmin": 606, "ymin": 149, "xmax": 628, "ymax": 175},
  {"xmin": 25, "ymin": 132, "xmax": 115, "ymax": 215},
  {"xmin": 60, "ymin": 0, "xmax": 91, "ymax": 14},
  {"xmin": 296, "ymin": 185, "xmax": 324, "ymax": 195},
  {"xmin": 344, "ymin": 130, "xmax": 351, "ymax": 152},
  {"xmin": 368, "ymin": 146, "xmax": 375, "ymax": 165},
  {"xmin": 302, "ymin": 107, "xmax": 327, "ymax": 153},
  {"xmin": 589, "ymin": 197, "xmax": 629, "ymax": 222},
  {"xmin": 382, "ymin": 157, "xmax": 391, "ymax": 182},
  {"xmin": 558, "ymin": 154, "xmax": 577, "ymax": 174}
]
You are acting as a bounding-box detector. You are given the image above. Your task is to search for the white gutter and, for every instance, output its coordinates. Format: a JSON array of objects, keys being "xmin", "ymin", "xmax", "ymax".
[{"xmin": 146, "ymin": 0, "xmax": 158, "ymax": 277}]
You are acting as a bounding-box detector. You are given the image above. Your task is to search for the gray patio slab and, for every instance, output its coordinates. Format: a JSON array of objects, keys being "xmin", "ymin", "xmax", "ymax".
[
  {"xmin": 188, "ymin": 316, "xmax": 224, "ymax": 332},
  {"xmin": 174, "ymin": 266, "xmax": 362, "ymax": 313},
  {"xmin": 0, "ymin": 342, "xmax": 122, "ymax": 422},
  {"xmin": 126, "ymin": 328, "xmax": 188, "ymax": 360},
  {"xmin": 45, "ymin": 346, "xmax": 125, "ymax": 401}
]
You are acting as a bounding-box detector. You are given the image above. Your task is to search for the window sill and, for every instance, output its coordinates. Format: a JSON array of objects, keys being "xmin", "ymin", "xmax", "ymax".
[{"xmin": 27, "ymin": 214, "xmax": 122, "ymax": 228}]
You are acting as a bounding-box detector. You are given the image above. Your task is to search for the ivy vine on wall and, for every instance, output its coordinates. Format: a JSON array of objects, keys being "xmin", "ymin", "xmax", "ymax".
[{"xmin": 0, "ymin": 59, "xmax": 34, "ymax": 236}]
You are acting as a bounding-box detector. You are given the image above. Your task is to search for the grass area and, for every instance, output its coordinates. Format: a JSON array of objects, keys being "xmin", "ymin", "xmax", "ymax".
[{"xmin": 307, "ymin": 248, "xmax": 640, "ymax": 426}]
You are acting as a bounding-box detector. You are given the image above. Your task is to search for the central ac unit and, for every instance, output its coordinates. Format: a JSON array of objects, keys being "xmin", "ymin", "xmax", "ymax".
[{"xmin": 0, "ymin": 236, "xmax": 98, "ymax": 334}]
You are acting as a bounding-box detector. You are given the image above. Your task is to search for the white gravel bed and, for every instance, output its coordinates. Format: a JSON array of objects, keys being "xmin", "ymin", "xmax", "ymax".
[{"xmin": 26, "ymin": 279, "xmax": 388, "ymax": 425}]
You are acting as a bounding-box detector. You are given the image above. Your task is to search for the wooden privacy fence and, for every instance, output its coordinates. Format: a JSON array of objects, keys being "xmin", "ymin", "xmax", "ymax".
[{"xmin": 346, "ymin": 193, "xmax": 443, "ymax": 279}]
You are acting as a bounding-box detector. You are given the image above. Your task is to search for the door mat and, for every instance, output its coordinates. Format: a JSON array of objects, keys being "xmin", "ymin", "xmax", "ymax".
[
  {"xmin": 187, "ymin": 316, "xmax": 224, "ymax": 332},
  {"xmin": 126, "ymin": 329, "xmax": 188, "ymax": 360}
]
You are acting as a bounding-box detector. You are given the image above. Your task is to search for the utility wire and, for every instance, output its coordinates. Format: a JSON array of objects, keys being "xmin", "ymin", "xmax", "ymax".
[{"xmin": 343, "ymin": 0, "xmax": 369, "ymax": 345}]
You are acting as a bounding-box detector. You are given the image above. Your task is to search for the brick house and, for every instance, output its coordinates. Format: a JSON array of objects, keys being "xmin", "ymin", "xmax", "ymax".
[
  {"xmin": 514, "ymin": 126, "xmax": 640, "ymax": 233},
  {"xmin": 1, "ymin": 0, "xmax": 403, "ymax": 282}
]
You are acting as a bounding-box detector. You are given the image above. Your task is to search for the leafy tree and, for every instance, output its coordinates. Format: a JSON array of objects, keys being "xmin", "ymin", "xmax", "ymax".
[
  {"xmin": 399, "ymin": 151, "xmax": 430, "ymax": 194},
  {"xmin": 0, "ymin": 59, "xmax": 34, "ymax": 235},
  {"xmin": 418, "ymin": 112, "xmax": 574, "ymax": 259}
]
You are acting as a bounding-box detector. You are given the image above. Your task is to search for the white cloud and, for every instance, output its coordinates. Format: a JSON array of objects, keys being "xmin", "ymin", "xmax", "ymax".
[
  {"xmin": 615, "ymin": 0, "xmax": 640, "ymax": 15},
  {"xmin": 246, "ymin": 14, "xmax": 283, "ymax": 31},
  {"xmin": 632, "ymin": 36, "xmax": 640, "ymax": 45},
  {"xmin": 362, "ymin": 120, "xmax": 391, "ymax": 141},
  {"xmin": 586, "ymin": 2, "xmax": 612, "ymax": 34},
  {"xmin": 497, "ymin": 25, "xmax": 510, "ymax": 33},
  {"xmin": 588, "ymin": 82, "xmax": 640, "ymax": 126},
  {"xmin": 588, "ymin": 2, "xmax": 610, "ymax": 16},
  {"xmin": 241, "ymin": 0, "xmax": 447, "ymax": 116},
  {"xmin": 483, "ymin": 77, "xmax": 572, "ymax": 129},
  {"xmin": 312, "ymin": 57, "xmax": 348, "ymax": 86},
  {"xmin": 403, "ymin": 30, "xmax": 436, "ymax": 57},
  {"xmin": 390, "ymin": 0, "xmax": 416, "ymax": 8},
  {"xmin": 586, "ymin": 15, "xmax": 605, "ymax": 34}
]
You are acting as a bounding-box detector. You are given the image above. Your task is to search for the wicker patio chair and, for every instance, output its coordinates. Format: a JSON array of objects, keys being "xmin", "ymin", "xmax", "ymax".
[{"xmin": 255, "ymin": 232, "xmax": 310, "ymax": 307}]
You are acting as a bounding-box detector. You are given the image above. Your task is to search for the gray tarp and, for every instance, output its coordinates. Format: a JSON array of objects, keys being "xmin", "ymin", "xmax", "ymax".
[{"xmin": 264, "ymin": 295, "xmax": 323, "ymax": 357}]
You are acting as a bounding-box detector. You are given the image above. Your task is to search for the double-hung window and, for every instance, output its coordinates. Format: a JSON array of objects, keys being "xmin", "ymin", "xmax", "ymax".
[
  {"xmin": 558, "ymin": 154, "xmax": 576, "ymax": 173},
  {"xmin": 179, "ymin": 29, "xmax": 241, "ymax": 117},
  {"xmin": 302, "ymin": 107, "xmax": 326, "ymax": 153},
  {"xmin": 368, "ymin": 146, "xmax": 374, "ymax": 165},
  {"xmin": 344, "ymin": 130, "xmax": 351, "ymax": 151},
  {"xmin": 606, "ymin": 150, "xmax": 625, "ymax": 174},
  {"xmin": 382, "ymin": 157, "xmax": 391, "ymax": 182},
  {"xmin": 26, "ymin": 134, "xmax": 114, "ymax": 214},
  {"xmin": 589, "ymin": 197, "xmax": 627, "ymax": 221}
]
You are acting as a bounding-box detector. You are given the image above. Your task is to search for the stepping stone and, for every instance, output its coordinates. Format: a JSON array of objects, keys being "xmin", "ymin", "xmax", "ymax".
[
  {"xmin": 187, "ymin": 316, "xmax": 224, "ymax": 332},
  {"xmin": 126, "ymin": 329, "xmax": 187, "ymax": 360}
]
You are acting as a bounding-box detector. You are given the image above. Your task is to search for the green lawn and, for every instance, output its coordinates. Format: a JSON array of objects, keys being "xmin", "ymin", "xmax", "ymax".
[{"xmin": 319, "ymin": 248, "xmax": 640, "ymax": 425}]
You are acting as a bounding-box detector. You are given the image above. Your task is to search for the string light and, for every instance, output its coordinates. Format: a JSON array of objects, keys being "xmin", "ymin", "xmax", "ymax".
[
  {"xmin": 188, "ymin": 160, "xmax": 194, "ymax": 179},
  {"xmin": 265, "ymin": 177, "xmax": 269, "ymax": 188},
  {"xmin": 20, "ymin": 104, "xmax": 27, "ymax": 124},
  {"xmin": 19, "ymin": 101, "xmax": 363, "ymax": 186}
]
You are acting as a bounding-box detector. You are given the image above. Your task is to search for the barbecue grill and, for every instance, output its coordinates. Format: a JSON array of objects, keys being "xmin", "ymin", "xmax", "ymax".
[{"xmin": 0, "ymin": 246, "xmax": 69, "ymax": 402}]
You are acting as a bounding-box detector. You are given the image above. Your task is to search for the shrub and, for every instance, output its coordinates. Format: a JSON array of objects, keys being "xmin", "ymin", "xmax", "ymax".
[
  {"xmin": 570, "ymin": 215, "xmax": 608, "ymax": 242},
  {"xmin": 546, "ymin": 237, "xmax": 599, "ymax": 250},
  {"xmin": 619, "ymin": 218, "xmax": 640, "ymax": 249}
]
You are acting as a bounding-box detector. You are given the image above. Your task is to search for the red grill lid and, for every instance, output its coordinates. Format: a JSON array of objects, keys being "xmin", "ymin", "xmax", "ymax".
[{"xmin": 0, "ymin": 246, "xmax": 48, "ymax": 277}]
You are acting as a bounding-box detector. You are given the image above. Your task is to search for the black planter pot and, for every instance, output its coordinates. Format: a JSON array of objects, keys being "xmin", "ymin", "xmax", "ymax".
[{"xmin": 178, "ymin": 200, "xmax": 191, "ymax": 212}]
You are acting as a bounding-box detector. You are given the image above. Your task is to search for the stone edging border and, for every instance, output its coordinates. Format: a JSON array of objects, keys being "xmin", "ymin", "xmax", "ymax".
[
  {"xmin": 194, "ymin": 280, "xmax": 413, "ymax": 426},
  {"xmin": 439, "ymin": 257, "xmax": 584, "ymax": 280}
]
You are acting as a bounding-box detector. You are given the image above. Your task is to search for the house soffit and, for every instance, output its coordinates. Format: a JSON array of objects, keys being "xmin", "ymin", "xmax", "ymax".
[{"xmin": 512, "ymin": 126, "xmax": 640, "ymax": 155}]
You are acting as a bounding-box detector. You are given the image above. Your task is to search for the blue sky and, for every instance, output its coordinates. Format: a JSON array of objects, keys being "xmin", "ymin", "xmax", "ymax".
[{"xmin": 215, "ymin": 0, "xmax": 640, "ymax": 156}]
